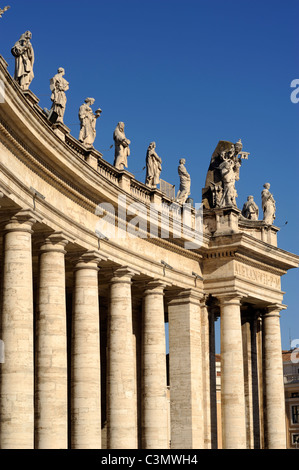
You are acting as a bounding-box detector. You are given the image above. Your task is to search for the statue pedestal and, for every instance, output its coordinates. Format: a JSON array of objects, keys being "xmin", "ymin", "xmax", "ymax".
[
  {"xmin": 118, "ymin": 170, "xmax": 134, "ymax": 192},
  {"xmin": 204, "ymin": 206, "xmax": 241, "ymax": 236},
  {"xmin": 150, "ymin": 188, "xmax": 164, "ymax": 205},
  {"xmin": 84, "ymin": 148, "xmax": 102, "ymax": 171},
  {"xmin": 23, "ymin": 89, "xmax": 40, "ymax": 107},
  {"xmin": 51, "ymin": 122, "xmax": 70, "ymax": 142}
]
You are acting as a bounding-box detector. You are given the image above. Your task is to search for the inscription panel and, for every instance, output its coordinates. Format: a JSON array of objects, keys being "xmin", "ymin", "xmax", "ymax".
[{"xmin": 235, "ymin": 261, "xmax": 280, "ymax": 289}]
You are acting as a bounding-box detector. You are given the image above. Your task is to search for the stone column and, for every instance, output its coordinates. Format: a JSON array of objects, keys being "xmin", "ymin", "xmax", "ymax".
[
  {"xmin": 241, "ymin": 311, "xmax": 254, "ymax": 449},
  {"xmin": 71, "ymin": 251, "xmax": 105, "ymax": 449},
  {"xmin": 200, "ymin": 295, "xmax": 211, "ymax": 449},
  {"xmin": 209, "ymin": 308, "xmax": 218, "ymax": 449},
  {"xmin": 218, "ymin": 293, "xmax": 247, "ymax": 449},
  {"xmin": 263, "ymin": 304, "xmax": 286, "ymax": 449},
  {"xmin": 107, "ymin": 267, "xmax": 138, "ymax": 449},
  {"xmin": 141, "ymin": 280, "xmax": 168, "ymax": 449},
  {"xmin": 35, "ymin": 232, "xmax": 69, "ymax": 449},
  {"xmin": 0, "ymin": 210, "xmax": 37, "ymax": 449},
  {"xmin": 168, "ymin": 289, "xmax": 204, "ymax": 449}
]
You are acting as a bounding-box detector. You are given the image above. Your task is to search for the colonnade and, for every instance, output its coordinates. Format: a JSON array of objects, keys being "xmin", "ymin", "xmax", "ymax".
[{"xmin": 0, "ymin": 209, "xmax": 287, "ymax": 449}]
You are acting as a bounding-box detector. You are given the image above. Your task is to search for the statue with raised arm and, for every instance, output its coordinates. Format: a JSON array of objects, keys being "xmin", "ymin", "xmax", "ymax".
[
  {"xmin": 113, "ymin": 122, "xmax": 131, "ymax": 170},
  {"xmin": 11, "ymin": 30, "xmax": 34, "ymax": 90},
  {"xmin": 242, "ymin": 195, "xmax": 259, "ymax": 220},
  {"xmin": 0, "ymin": 5, "xmax": 10, "ymax": 18},
  {"xmin": 175, "ymin": 158, "xmax": 191, "ymax": 204},
  {"xmin": 48, "ymin": 68, "xmax": 69, "ymax": 124},
  {"xmin": 78, "ymin": 98, "xmax": 102, "ymax": 147},
  {"xmin": 261, "ymin": 183, "xmax": 276, "ymax": 225},
  {"xmin": 145, "ymin": 142, "xmax": 162, "ymax": 188}
]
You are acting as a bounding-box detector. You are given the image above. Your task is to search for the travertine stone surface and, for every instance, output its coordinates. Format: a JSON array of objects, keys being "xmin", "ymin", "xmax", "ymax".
[
  {"xmin": 107, "ymin": 267, "xmax": 138, "ymax": 449},
  {"xmin": 141, "ymin": 280, "xmax": 168, "ymax": 449},
  {"xmin": 35, "ymin": 233, "xmax": 69, "ymax": 449},
  {"xmin": 71, "ymin": 252, "xmax": 104, "ymax": 449},
  {"xmin": 263, "ymin": 305, "xmax": 286, "ymax": 449},
  {"xmin": 168, "ymin": 290, "xmax": 204, "ymax": 449},
  {"xmin": 0, "ymin": 211, "xmax": 37, "ymax": 448},
  {"xmin": 218, "ymin": 294, "xmax": 246, "ymax": 449}
]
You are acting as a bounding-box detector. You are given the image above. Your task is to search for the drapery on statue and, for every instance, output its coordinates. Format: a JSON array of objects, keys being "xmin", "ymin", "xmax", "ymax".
[
  {"xmin": 78, "ymin": 98, "xmax": 102, "ymax": 147},
  {"xmin": 48, "ymin": 68, "xmax": 69, "ymax": 124},
  {"xmin": 175, "ymin": 158, "xmax": 191, "ymax": 204},
  {"xmin": 113, "ymin": 122, "xmax": 131, "ymax": 170},
  {"xmin": 0, "ymin": 5, "xmax": 10, "ymax": 18},
  {"xmin": 145, "ymin": 142, "xmax": 162, "ymax": 188},
  {"xmin": 261, "ymin": 183, "xmax": 276, "ymax": 225},
  {"xmin": 202, "ymin": 139, "xmax": 250, "ymax": 209},
  {"xmin": 242, "ymin": 195, "xmax": 259, "ymax": 220},
  {"xmin": 11, "ymin": 31, "xmax": 34, "ymax": 90}
]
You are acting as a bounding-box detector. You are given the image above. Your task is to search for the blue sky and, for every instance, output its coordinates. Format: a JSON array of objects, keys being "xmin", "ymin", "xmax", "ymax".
[{"xmin": 0, "ymin": 0, "xmax": 298, "ymax": 351}]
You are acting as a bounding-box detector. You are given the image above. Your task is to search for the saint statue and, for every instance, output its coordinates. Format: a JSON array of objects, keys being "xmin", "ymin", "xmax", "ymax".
[
  {"xmin": 175, "ymin": 158, "xmax": 191, "ymax": 204},
  {"xmin": 261, "ymin": 183, "xmax": 276, "ymax": 225},
  {"xmin": 48, "ymin": 68, "xmax": 69, "ymax": 124},
  {"xmin": 11, "ymin": 31, "xmax": 34, "ymax": 90},
  {"xmin": 113, "ymin": 122, "xmax": 131, "ymax": 170},
  {"xmin": 78, "ymin": 98, "xmax": 102, "ymax": 147},
  {"xmin": 145, "ymin": 142, "xmax": 162, "ymax": 188},
  {"xmin": 242, "ymin": 195, "xmax": 259, "ymax": 220}
]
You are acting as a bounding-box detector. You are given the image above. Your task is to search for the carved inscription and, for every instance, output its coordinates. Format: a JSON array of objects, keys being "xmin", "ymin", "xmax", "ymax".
[{"xmin": 235, "ymin": 262, "xmax": 280, "ymax": 289}]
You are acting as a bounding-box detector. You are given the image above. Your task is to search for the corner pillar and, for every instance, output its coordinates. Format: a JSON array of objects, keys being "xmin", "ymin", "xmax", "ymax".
[{"xmin": 168, "ymin": 289, "xmax": 204, "ymax": 449}]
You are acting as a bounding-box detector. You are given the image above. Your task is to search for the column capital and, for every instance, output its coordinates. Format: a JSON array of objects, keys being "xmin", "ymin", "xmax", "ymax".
[
  {"xmin": 264, "ymin": 303, "xmax": 287, "ymax": 317},
  {"xmin": 215, "ymin": 291, "xmax": 245, "ymax": 306},
  {"xmin": 39, "ymin": 231, "xmax": 71, "ymax": 254},
  {"xmin": 72, "ymin": 250, "xmax": 108, "ymax": 271},
  {"xmin": 3, "ymin": 208, "xmax": 42, "ymax": 233},
  {"xmin": 110, "ymin": 266, "xmax": 140, "ymax": 283},
  {"xmin": 143, "ymin": 278, "xmax": 169, "ymax": 295}
]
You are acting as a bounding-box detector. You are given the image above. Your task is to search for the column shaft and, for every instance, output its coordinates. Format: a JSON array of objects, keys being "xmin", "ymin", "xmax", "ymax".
[
  {"xmin": 71, "ymin": 254, "xmax": 101, "ymax": 449},
  {"xmin": 35, "ymin": 234, "xmax": 68, "ymax": 448},
  {"xmin": 263, "ymin": 306, "xmax": 286, "ymax": 449},
  {"xmin": 219, "ymin": 295, "xmax": 246, "ymax": 449},
  {"xmin": 201, "ymin": 298, "xmax": 211, "ymax": 449},
  {"xmin": 107, "ymin": 268, "xmax": 137, "ymax": 449},
  {"xmin": 142, "ymin": 281, "xmax": 168, "ymax": 449},
  {"xmin": 0, "ymin": 213, "xmax": 36, "ymax": 449},
  {"xmin": 168, "ymin": 290, "xmax": 204, "ymax": 449}
]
